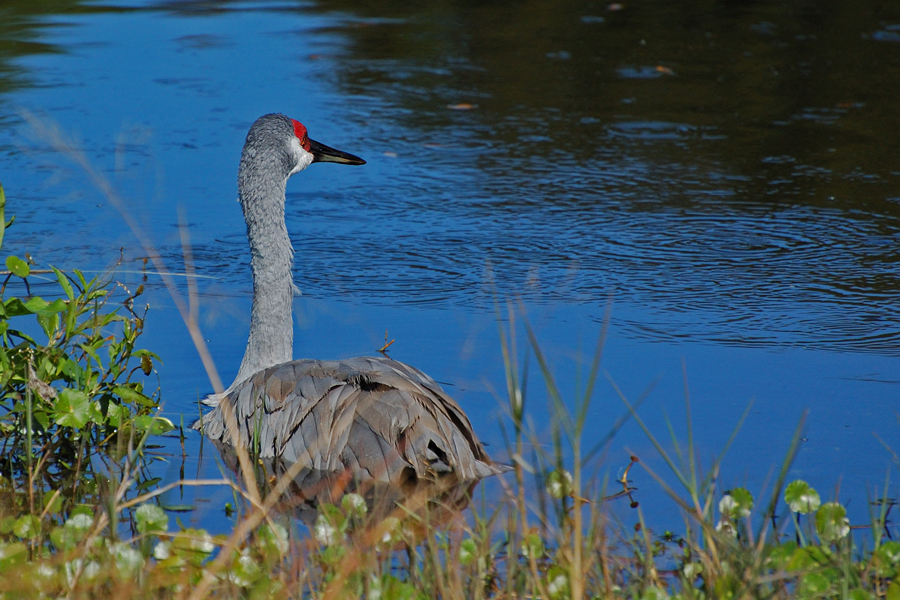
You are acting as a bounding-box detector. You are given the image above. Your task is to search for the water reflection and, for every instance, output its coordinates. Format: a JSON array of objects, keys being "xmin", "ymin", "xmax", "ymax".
[{"xmin": 213, "ymin": 441, "xmax": 479, "ymax": 528}]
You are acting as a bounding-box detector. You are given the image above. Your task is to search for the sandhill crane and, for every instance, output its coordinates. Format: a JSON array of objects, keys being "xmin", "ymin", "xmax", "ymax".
[{"xmin": 194, "ymin": 114, "xmax": 508, "ymax": 484}]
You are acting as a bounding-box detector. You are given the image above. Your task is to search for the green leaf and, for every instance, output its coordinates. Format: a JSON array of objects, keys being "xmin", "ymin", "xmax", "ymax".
[
  {"xmin": 785, "ymin": 480, "xmax": 821, "ymax": 514},
  {"xmin": 53, "ymin": 389, "xmax": 91, "ymax": 429},
  {"xmin": 546, "ymin": 469, "xmax": 574, "ymax": 499},
  {"xmin": 5, "ymin": 256, "xmax": 29, "ymax": 278},
  {"xmin": 111, "ymin": 542, "xmax": 143, "ymax": 577},
  {"xmin": 104, "ymin": 402, "xmax": 127, "ymax": 428},
  {"xmin": 24, "ymin": 297, "xmax": 66, "ymax": 316},
  {"xmin": 0, "ymin": 542, "xmax": 27, "ymax": 571},
  {"xmin": 314, "ymin": 504, "xmax": 346, "ymax": 546},
  {"xmin": 13, "ymin": 515, "xmax": 41, "ymax": 540},
  {"xmin": 114, "ymin": 385, "xmax": 156, "ymax": 407},
  {"xmin": 799, "ymin": 572, "xmax": 832, "ymax": 596},
  {"xmin": 256, "ymin": 523, "xmax": 289, "ymax": 557},
  {"xmin": 729, "ymin": 487, "xmax": 754, "ymax": 517},
  {"xmin": 0, "ymin": 516, "xmax": 15, "ymax": 535},
  {"xmin": 3, "ymin": 298, "xmax": 32, "ymax": 317},
  {"xmin": 874, "ymin": 541, "xmax": 900, "ymax": 577},
  {"xmin": 133, "ymin": 415, "xmax": 175, "ymax": 435},
  {"xmin": 32, "ymin": 410, "xmax": 50, "ymax": 430},
  {"xmin": 341, "ymin": 493, "xmax": 367, "ymax": 519},
  {"xmin": 51, "ymin": 266, "xmax": 74, "ymax": 300},
  {"xmin": 134, "ymin": 504, "xmax": 168, "ymax": 535},
  {"xmin": 36, "ymin": 313, "xmax": 59, "ymax": 341},
  {"xmin": 376, "ymin": 575, "xmax": 424, "ymax": 600},
  {"xmin": 787, "ymin": 545, "xmax": 831, "ymax": 570},
  {"xmin": 79, "ymin": 343, "xmax": 101, "ymax": 366},
  {"xmin": 815, "ymin": 501, "xmax": 850, "ymax": 543},
  {"xmin": 229, "ymin": 550, "xmax": 261, "ymax": 588},
  {"xmin": 458, "ymin": 538, "xmax": 477, "ymax": 566},
  {"xmin": 521, "ymin": 531, "xmax": 544, "ymax": 559},
  {"xmin": 42, "ymin": 490, "xmax": 63, "ymax": 515},
  {"xmin": 546, "ymin": 566, "xmax": 571, "ymax": 600}
]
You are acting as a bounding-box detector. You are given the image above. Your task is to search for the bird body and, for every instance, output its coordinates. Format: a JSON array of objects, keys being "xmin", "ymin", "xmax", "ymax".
[{"xmin": 195, "ymin": 114, "xmax": 507, "ymax": 483}]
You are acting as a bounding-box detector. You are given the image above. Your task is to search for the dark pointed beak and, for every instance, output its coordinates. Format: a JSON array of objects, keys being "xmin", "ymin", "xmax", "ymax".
[{"xmin": 309, "ymin": 138, "xmax": 366, "ymax": 165}]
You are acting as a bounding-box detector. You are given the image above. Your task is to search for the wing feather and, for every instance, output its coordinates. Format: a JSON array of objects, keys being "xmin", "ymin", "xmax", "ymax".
[{"xmin": 194, "ymin": 356, "xmax": 509, "ymax": 482}]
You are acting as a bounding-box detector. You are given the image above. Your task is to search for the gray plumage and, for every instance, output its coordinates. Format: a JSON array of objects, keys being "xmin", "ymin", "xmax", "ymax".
[{"xmin": 194, "ymin": 114, "xmax": 508, "ymax": 483}]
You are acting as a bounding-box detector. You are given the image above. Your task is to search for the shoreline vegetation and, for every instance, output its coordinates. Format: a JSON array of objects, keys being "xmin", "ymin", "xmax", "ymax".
[{"xmin": 0, "ymin": 180, "xmax": 898, "ymax": 599}]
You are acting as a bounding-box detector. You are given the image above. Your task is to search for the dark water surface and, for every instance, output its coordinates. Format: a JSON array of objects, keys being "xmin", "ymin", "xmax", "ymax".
[{"xmin": 1, "ymin": 0, "xmax": 898, "ymax": 530}]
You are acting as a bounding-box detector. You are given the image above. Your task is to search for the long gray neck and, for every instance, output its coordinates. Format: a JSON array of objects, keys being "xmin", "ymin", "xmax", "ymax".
[{"xmin": 233, "ymin": 164, "xmax": 295, "ymax": 385}]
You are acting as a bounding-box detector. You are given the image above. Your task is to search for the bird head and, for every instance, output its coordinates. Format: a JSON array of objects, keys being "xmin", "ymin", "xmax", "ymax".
[
  {"xmin": 242, "ymin": 114, "xmax": 366, "ymax": 181},
  {"xmin": 289, "ymin": 119, "xmax": 366, "ymax": 172}
]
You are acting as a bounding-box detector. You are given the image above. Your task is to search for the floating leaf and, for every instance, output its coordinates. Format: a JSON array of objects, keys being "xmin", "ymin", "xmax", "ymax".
[
  {"xmin": 785, "ymin": 480, "xmax": 821, "ymax": 514},
  {"xmin": 110, "ymin": 542, "xmax": 143, "ymax": 577},
  {"xmin": 228, "ymin": 550, "xmax": 261, "ymax": 587},
  {"xmin": 66, "ymin": 512, "xmax": 94, "ymax": 532},
  {"xmin": 816, "ymin": 501, "xmax": 850, "ymax": 543},
  {"xmin": 5, "ymin": 255, "xmax": 29, "ymax": 278},
  {"xmin": 134, "ymin": 504, "xmax": 168, "ymax": 535},
  {"xmin": 0, "ymin": 542, "xmax": 27, "ymax": 571},
  {"xmin": 13, "ymin": 515, "xmax": 40, "ymax": 540},
  {"xmin": 53, "ymin": 389, "xmax": 90, "ymax": 429}
]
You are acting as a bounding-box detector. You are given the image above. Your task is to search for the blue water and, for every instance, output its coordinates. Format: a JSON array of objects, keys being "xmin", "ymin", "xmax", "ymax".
[{"xmin": 0, "ymin": 1, "xmax": 898, "ymax": 533}]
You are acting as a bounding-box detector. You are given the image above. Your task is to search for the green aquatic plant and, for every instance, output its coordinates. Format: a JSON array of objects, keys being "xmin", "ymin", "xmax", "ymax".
[
  {"xmin": 0, "ymin": 183, "xmax": 176, "ymax": 555},
  {"xmin": 0, "ymin": 185, "xmax": 171, "ymax": 481}
]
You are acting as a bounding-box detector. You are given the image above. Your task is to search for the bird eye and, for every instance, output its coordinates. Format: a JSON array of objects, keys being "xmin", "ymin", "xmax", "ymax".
[{"xmin": 301, "ymin": 135, "xmax": 309, "ymax": 147}]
